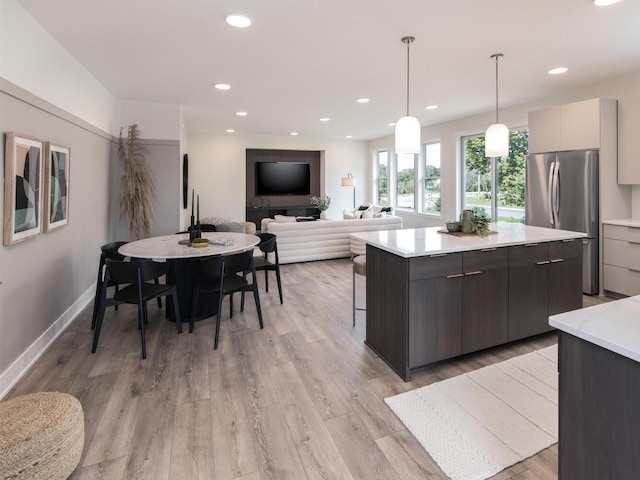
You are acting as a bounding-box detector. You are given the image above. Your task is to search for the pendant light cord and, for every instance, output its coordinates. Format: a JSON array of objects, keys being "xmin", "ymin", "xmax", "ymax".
[
  {"xmin": 402, "ymin": 36, "xmax": 415, "ymax": 117},
  {"xmin": 492, "ymin": 53, "xmax": 504, "ymax": 124}
]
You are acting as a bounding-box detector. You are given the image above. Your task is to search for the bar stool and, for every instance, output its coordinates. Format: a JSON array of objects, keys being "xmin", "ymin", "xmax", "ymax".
[{"xmin": 352, "ymin": 255, "xmax": 366, "ymax": 326}]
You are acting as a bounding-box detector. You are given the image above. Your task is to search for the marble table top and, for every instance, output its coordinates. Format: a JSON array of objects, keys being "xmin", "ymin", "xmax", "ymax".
[
  {"xmin": 350, "ymin": 222, "xmax": 586, "ymax": 258},
  {"xmin": 119, "ymin": 232, "xmax": 260, "ymax": 259},
  {"xmin": 550, "ymin": 295, "xmax": 640, "ymax": 363}
]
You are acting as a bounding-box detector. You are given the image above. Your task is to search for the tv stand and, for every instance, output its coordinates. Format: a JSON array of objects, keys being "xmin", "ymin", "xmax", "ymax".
[{"xmin": 246, "ymin": 205, "xmax": 320, "ymax": 229}]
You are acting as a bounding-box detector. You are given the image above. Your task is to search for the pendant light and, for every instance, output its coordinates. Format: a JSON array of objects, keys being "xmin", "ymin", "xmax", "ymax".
[
  {"xmin": 485, "ymin": 53, "xmax": 509, "ymax": 158},
  {"xmin": 395, "ymin": 36, "xmax": 420, "ymax": 154}
]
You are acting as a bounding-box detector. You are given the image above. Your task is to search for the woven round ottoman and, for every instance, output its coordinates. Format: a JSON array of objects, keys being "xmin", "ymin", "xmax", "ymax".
[{"xmin": 0, "ymin": 392, "xmax": 84, "ymax": 479}]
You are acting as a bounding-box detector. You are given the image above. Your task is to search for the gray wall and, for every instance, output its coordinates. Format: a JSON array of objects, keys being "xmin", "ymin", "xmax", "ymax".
[
  {"xmin": 0, "ymin": 80, "xmax": 182, "ymax": 397},
  {"xmin": 0, "ymin": 80, "xmax": 111, "ymax": 395}
]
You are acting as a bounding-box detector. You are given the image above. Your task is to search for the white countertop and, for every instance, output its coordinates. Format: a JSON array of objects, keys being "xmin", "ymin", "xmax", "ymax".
[
  {"xmin": 602, "ymin": 218, "xmax": 640, "ymax": 227},
  {"xmin": 549, "ymin": 296, "xmax": 640, "ymax": 363},
  {"xmin": 350, "ymin": 222, "xmax": 586, "ymax": 258},
  {"xmin": 119, "ymin": 232, "xmax": 260, "ymax": 259}
]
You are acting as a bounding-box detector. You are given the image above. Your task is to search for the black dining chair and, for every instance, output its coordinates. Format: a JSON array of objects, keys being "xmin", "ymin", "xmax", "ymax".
[
  {"xmin": 92, "ymin": 259, "xmax": 182, "ymax": 359},
  {"xmin": 244, "ymin": 233, "xmax": 283, "ymax": 305},
  {"xmin": 190, "ymin": 250, "xmax": 263, "ymax": 349},
  {"xmin": 91, "ymin": 241, "xmax": 128, "ymax": 330},
  {"xmin": 91, "ymin": 241, "xmax": 163, "ymax": 330}
]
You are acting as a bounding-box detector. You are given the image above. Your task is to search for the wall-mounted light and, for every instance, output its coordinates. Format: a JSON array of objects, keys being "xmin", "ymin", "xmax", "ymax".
[
  {"xmin": 485, "ymin": 53, "xmax": 509, "ymax": 158},
  {"xmin": 395, "ymin": 36, "xmax": 421, "ymax": 154}
]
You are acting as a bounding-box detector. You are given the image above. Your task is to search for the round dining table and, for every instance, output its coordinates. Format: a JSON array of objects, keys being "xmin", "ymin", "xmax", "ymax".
[{"xmin": 119, "ymin": 232, "xmax": 260, "ymax": 321}]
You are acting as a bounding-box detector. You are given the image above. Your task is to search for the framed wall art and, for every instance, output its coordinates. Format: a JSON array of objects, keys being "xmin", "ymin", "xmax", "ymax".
[
  {"xmin": 3, "ymin": 132, "xmax": 44, "ymax": 245},
  {"xmin": 43, "ymin": 142, "xmax": 70, "ymax": 232}
]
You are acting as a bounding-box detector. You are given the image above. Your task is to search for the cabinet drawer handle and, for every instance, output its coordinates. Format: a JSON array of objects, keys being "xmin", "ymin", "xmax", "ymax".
[
  {"xmin": 430, "ymin": 253, "xmax": 448, "ymax": 258},
  {"xmin": 445, "ymin": 273, "xmax": 464, "ymax": 279},
  {"xmin": 550, "ymin": 258, "xmax": 564, "ymax": 263},
  {"xmin": 536, "ymin": 260, "xmax": 551, "ymax": 265},
  {"xmin": 464, "ymin": 270, "xmax": 482, "ymax": 276},
  {"xmin": 561, "ymin": 239, "xmax": 575, "ymax": 243},
  {"xmin": 480, "ymin": 248, "xmax": 496, "ymax": 252},
  {"xmin": 524, "ymin": 243, "xmax": 539, "ymax": 247}
]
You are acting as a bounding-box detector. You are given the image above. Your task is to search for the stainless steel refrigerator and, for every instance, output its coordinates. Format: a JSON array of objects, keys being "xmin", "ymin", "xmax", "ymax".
[{"xmin": 525, "ymin": 149, "xmax": 599, "ymax": 294}]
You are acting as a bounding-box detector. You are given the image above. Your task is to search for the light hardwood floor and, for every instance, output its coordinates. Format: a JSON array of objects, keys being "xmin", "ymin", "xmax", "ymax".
[{"xmin": 6, "ymin": 258, "xmax": 611, "ymax": 480}]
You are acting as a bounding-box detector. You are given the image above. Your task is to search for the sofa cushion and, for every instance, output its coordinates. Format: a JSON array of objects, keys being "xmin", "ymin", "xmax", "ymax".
[
  {"xmin": 263, "ymin": 216, "xmax": 402, "ymax": 264},
  {"xmin": 274, "ymin": 214, "xmax": 297, "ymax": 223}
]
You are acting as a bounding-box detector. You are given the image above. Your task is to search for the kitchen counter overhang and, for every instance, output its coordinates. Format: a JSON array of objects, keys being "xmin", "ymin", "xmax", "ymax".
[{"xmin": 350, "ymin": 222, "xmax": 587, "ymax": 257}]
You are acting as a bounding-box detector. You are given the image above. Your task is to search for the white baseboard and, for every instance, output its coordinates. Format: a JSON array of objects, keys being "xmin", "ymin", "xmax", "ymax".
[{"xmin": 0, "ymin": 285, "xmax": 95, "ymax": 400}]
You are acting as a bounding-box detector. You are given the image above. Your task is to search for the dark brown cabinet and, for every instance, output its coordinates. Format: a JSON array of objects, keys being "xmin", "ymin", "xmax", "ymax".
[
  {"xmin": 408, "ymin": 253, "xmax": 463, "ymax": 368},
  {"xmin": 462, "ymin": 248, "xmax": 509, "ymax": 354},
  {"xmin": 366, "ymin": 238, "xmax": 583, "ymax": 381},
  {"xmin": 509, "ymin": 239, "xmax": 582, "ymax": 342},
  {"xmin": 558, "ymin": 332, "xmax": 640, "ymax": 479},
  {"xmin": 508, "ymin": 243, "xmax": 550, "ymax": 341},
  {"xmin": 548, "ymin": 240, "xmax": 583, "ymax": 315}
]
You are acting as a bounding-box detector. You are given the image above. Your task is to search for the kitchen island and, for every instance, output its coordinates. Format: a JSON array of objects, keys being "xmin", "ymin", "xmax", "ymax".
[
  {"xmin": 549, "ymin": 296, "xmax": 640, "ymax": 479},
  {"xmin": 351, "ymin": 223, "xmax": 586, "ymax": 380}
]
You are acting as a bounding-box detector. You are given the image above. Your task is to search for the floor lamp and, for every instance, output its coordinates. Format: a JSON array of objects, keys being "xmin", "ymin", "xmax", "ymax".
[{"xmin": 341, "ymin": 173, "xmax": 356, "ymax": 208}]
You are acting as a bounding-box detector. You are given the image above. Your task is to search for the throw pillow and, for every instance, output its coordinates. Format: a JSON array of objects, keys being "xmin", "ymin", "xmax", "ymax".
[
  {"xmin": 274, "ymin": 214, "xmax": 297, "ymax": 223},
  {"xmin": 199, "ymin": 216, "xmax": 230, "ymax": 226},
  {"xmin": 361, "ymin": 209, "xmax": 373, "ymax": 219}
]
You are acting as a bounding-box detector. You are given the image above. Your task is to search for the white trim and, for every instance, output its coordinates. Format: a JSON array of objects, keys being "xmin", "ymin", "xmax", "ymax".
[{"xmin": 0, "ymin": 285, "xmax": 95, "ymax": 400}]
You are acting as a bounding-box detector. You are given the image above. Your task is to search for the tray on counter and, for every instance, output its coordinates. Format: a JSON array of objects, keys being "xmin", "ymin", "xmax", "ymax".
[{"xmin": 437, "ymin": 229, "xmax": 498, "ymax": 237}]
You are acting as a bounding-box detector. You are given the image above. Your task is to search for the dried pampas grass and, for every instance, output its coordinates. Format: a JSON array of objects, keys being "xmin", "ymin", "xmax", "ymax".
[{"xmin": 118, "ymin": 124, "xmax": 156, "ymax": 240}]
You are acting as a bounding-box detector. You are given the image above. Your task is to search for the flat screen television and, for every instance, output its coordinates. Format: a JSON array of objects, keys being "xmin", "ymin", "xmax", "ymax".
[{"xmin": 255, "ymin": 162, "xmax": 310, "ymax": 196}]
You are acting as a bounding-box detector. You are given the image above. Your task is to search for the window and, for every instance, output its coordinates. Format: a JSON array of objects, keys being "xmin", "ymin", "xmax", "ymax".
[
  {"xmin": 396, "ymin": 153, "xmax": 415, "ymax": 209},
  {"xmin": 375, "ymin": 150, "xmax": 389, "ymax": 206},
  {"xmin": 461, "ymin": 129, "xmax": 527, "ymax": 222},
  {"xmin": 423, "ymin": 141, "xmax": 441, "ymax": 213}
]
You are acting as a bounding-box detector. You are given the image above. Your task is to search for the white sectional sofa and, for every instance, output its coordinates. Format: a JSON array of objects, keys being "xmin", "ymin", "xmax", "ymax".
[{"xmin": 261, "ymin": 216, "xmax": 403, "ymax": 264}]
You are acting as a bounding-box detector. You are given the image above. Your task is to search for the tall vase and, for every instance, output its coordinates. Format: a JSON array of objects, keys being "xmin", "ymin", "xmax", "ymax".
[{"xmin": 320, "ymin": 211, "xmax": 327, "ymax": 220}]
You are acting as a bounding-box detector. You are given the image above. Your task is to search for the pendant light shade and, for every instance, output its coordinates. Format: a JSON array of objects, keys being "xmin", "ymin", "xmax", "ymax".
[
  {"xmin": 395, "ymin": 36, "xmax": 420, "ymax": 154},
  {"xmin": 485, "ymin": 123, "xmax": 510, "ymax": 157},
  {"xmin": 395, "ymin": 116, "xmax": 421, "ymax": 154},
  {"xmin": 485, "ymin": 53, "xmax": 509, "ymax": 158}
]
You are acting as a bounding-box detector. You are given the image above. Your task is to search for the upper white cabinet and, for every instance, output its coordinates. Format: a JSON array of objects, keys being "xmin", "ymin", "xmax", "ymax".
[
  {"xmin": 528, "ymin": 98, "xmax": 609, "ymax": 154},
  {"xmin": 528, "ymin": 106, "xmax": 561, "ymax": 153}
]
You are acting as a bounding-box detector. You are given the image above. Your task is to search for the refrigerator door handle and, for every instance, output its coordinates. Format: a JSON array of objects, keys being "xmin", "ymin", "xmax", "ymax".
[
  {"xmin": 548, "ymin": 161, "xmax": 555, "ymax": 225},
  {"xmin": 553, "ymin": 161, "xmax": 560, "ymax": 225}
]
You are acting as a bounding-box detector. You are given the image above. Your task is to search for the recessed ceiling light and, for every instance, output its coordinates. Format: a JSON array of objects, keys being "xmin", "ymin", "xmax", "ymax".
[
  {"xmin": 388, "ymin": 122, "xmax": 396, "ymax": 126},
  {"xmin": 214, "ymin": 83, "xmax": 231, "ymax": 90},
  {"xmin": 346, "ymin": 135, "xmax": 353, "ymax": 138},
  {"xmin": 236, "ymin": 111, "xmax": 247, "ymax": 116},
  {"xmin": 290, "ymin": 132, "xmax": 298, "ymax": 136},
  {"xmin": 319, "ymin": 117, "xmax": 330, "ymax": 122},
  {"xmin": 548, "ymin": 67, "xmax": 568, "ymax": 75},
  {"xmin": 594, "ymin": 0, "xmax": 622, "ymax": 6},
  {"xmin": 226, "ymin": 129, "xmax": 235, "ymax": 133},
  {"xmin": 226, "ymin": 14, "xmax": 251, "ymax": 27},
  {"xmin": 425, "ymin": 105, "xmax": 438, "ymax": 110},
  {"xmin": 356, "ymin": 98, "xmax": 370, "ymax": 103}
]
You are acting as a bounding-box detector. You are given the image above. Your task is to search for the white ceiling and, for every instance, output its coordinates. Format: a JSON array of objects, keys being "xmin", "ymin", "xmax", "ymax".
[{"xmin": 16, "ymin": 0, "xmax": 640, "ymax": 140}]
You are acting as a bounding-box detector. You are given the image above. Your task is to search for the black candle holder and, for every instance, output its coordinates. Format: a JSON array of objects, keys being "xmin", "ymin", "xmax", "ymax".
[{"xmin": 189, "ymin": 214, "xmax": 196, "ymax": 242}]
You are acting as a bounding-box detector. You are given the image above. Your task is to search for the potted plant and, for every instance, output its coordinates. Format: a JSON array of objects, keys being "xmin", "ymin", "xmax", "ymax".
[
  {"xmin": 310, "ymin": 195, "xmax": 331, "ymax": 219},
  {"xmin": 471, "ymin": 207, "xmax": 491, "ymax": 237}
]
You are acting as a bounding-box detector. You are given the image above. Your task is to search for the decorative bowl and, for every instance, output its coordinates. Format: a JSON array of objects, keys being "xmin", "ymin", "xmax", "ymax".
[
  {"xmin": 191, "ymin": 238, "xmax": 210, "ymax": 248},
  {"xmin": 446, "ymin": 221, "xmax": 462, "ymax": 232}
]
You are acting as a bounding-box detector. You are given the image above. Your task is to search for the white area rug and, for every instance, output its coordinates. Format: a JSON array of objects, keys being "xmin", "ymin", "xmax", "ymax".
[{"xmin": 385, "ymin": 345, "xmax": 558, "ymax": 480}]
